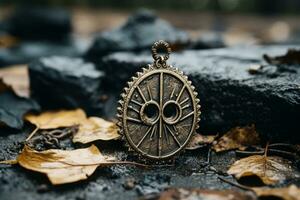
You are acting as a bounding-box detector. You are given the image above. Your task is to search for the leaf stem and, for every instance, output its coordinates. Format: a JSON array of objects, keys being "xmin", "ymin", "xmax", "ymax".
[
  {"xmin": 0, "ymin": 160, "xmax": 18, "ymax": 165},
  {"xmin": 58, "ymin": 160, "xmax": 149, "ymax": 169},
  {"xmin": 218, "ymin": 176, "xmax": 253, "ymax": 191},
  {"xmin": 25, "ymin": 126, "xmax": 39, "ymax": 142}
]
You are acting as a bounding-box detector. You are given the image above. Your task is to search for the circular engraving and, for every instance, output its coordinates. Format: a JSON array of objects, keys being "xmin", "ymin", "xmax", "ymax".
[{"xmin": 119, "ymin": 66, "xmax": 200, "ymax": 161}]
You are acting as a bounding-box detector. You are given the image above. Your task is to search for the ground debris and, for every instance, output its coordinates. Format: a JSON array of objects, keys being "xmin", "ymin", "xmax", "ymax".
[
  {"xmin": 25, "ymin": 109, "xmax": 120, "ymax": 144},
  {"xmin": 228, "ymin": 154, "xmax": 300, "ymax": 185},
  {"xmin": 140, "ymin": 188, "xmax": 255, "ymax": 200},
  {"xmin": 17, "ymin": 145, "xmax": 115, "ymax": 185},
  {"xmin": 185, "ymin": 133, "xmax": 216, "ymax": 150},
  {"xmin": 264, "ymin": 49, "xmax": 300, "ymax": 65},
  {"xmin": 253, "ymin": 185, "xmax": 300, "ymax": 200},
  {"xmin": 212, "ymin": 125, "xmax": 260, "ymax": 152}
]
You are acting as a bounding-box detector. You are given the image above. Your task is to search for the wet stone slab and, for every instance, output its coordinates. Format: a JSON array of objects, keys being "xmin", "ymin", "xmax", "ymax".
[
  {"xmin": 0, "ymin": 42, "xmax": 82, "ymax": 68},
  {"xmin": 85, "ymin": 9, "xmax": 189, "ymax": 61},
  {"xmin": 29, "ymin": 56, "xmax": 105, "ymax": 116},
  {"xmin": 100, "ymin": 45, "xmax": 300, "ymax": 141}
]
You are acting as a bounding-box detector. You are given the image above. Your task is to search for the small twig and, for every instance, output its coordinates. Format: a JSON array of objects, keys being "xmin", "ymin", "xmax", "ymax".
[
  {"xmin": 269, "ymin": 143, "xmax": 296, "ymax": 148},
  {"xmin": 218, "ymin": 176, "xmax": 253, "ymax": 191},
  {"xmin": 57, "ymin": 160, "xmax": 150, "ymax": 169},
  {"xmin": 236, "ymin": 145, "xmax": 298, "ymax": 160},
  {"xmin": 264, "ymin": 142, "xmax": 269, "ymax": 157},
  {"xmin": 0, "ymin": 160, "xmax": 18, "ymax": 165},
  {"xmin": 25, "ymin": 126, "xmax": 39, "ymax": 142},
  {"xmin": 236, "ymin": 150, "xmax": 264, "ymax": 156},
  {"xmin": 206, "ymin": 148, "xmax": 212, "ymax": 164}
]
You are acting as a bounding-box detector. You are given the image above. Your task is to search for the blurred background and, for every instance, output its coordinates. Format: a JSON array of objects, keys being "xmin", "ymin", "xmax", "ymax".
[{"xmin": 0, "ymin": 0, "xmax": 300, "ymax": 67}]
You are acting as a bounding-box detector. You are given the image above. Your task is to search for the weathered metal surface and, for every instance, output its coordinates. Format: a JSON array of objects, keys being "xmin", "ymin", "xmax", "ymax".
[{"xmin": 118, "ymin": 41, "xmax": 200, "ymax": 161}]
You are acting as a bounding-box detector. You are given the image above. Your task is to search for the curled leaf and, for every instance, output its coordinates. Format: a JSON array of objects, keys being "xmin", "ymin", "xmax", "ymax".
[
  {"xmin": 25, "ymin": 109, "xmax": 86, "ymax": 129},
  {"xmin": 228, "ymin": 155, "xmax": 300, "ymax": 185},
  {"xmin": 73, "ymin": 117, "xmax": 120, "ymax": 144},
  {"xmin": 17, "ymin": 145, "xmax": 111, "ymax": 185},
  {"xmin": 25, "ymin": 109, "xmax": 120, "ymax": 143},
  {"xmin": 152, "ymin": 188, "xmax": 255, "ymax": 200},
  {"xmin": 186, "ymin": 134, "xmax": 216, "ymax": 150},
  {"xmin": 0, "ymin": 79, "xmax": 40, "ymax": 129},
  {"xmin": 0, "ymin": 65, "xmax": 29, "ymax": 97},
  {"xmin": 16, "ymin": 145, "xmax": 147, "ymax": 185},
  {"xmin": 263, "ymin": 49, "xmax": 300, "ymax": 65},
  {"xmin": 212, "ymin": 125, "xmax": 260, "ymax": 152},
  {"xmin": 253, "ymin": 185, "xmax": 300, "ymax": 200}
]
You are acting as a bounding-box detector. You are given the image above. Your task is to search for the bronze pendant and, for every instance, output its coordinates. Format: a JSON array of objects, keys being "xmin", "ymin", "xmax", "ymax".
[{"xmin": 117, "ymin": 40, "xmax": 201, "ymax": 162}]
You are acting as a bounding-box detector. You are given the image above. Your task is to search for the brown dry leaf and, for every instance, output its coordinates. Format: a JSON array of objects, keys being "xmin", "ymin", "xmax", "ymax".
[
  {"xmin": 0, "ymin": 79, "xmax": 12, "ymax": 93},
  {"xmin": 263, "ymin": 49, "xmax": 300, "ymax": 65},
  {"xmin": 153, "ymin": 188, "xmax": 255, "ymax": 200},
  {"xmin": 17, "ymin": 144, "xmax": 117, "ymax": 185},
  {"xmin": 186, "ymin": 134, "xmax": 216, "ymax": 150},
  {"xmin": 25, "ymin": 109, "xmax": 87, "ymax": 129},
  {"xmin": 0, "ymin": 34, "xmax": 19, "ymax": 48},
  {"xmin": 25, "ymin": 109, "xmax": 120, "ymax": 143},
  {"xmin": 253, "ymin": 185, "xmax": 300, "ymax": 200},
  {"xmin": 228, "ymin": 155, "xmax": 300, "ymax": 185},
  {"xmin": 212, "ymin": 124, "xmax": 260, "ymax": 152},
  {"xmin": 73, "ymin": 117, "xmax": 120, "ymax": 144},
  {"xmin": 0, "ymin": 65, "xmax": 29, "ymax": 97}
]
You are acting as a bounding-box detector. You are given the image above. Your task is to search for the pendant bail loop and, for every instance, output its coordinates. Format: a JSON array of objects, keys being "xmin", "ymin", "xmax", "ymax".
[{"xmin": 151, "ymin": 40, "xmax": 171, "ymax": 62}]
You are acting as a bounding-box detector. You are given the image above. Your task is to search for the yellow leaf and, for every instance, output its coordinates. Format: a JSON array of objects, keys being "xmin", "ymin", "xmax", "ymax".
[
  {"xmin": 228, "ymin": 155, "xmax": 300, "ymax": 185},
  {"xmin": 253, "ymin": 185, "xmax": 300, "ymax": 200},
  {"xmin": 0, "ymin": 65, "xmax": 29, "ymax": 97},
  {"xmin": 212, "ymin": 124, "xmax": 260, "ymax": 152},
  {"xmin": 17, "ymin": 145, "xmax": 114, "ymax": 185},
  {"xmin": 73, "ymin": 117, "xmax": 120, "ymax": 144},
  {"xmin": 186, "ymin": 134, "xmax": 216, "ymax": 150},
  {"xmin": 0, "ymin": 159, "xmax": 18, "ymax": 164},
  {"xmin": 25, "ymin": 109, "xmax": 86, "ymax": 129},
  {"xmin": 25, "ymin": 109, "xmax": 120, "ymax": 143}
]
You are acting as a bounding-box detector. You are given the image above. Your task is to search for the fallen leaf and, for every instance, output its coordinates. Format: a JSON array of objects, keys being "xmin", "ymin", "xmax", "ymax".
[
  {"xmin": 253, "ymin": 185, "xmax": 300, "ymax": 200},
  {"xmin": 0, "ymin": 79, "xmax": 40, "ymax": 129},
  {"xmin": 0, "ymin": 34, "xmax": 19, "ymax": 48},
  {"xmin": 73, "ymin": 117, "xmax": 120, "ymax": 144},
  {"xmin": 0, "ymin": 65, "xmax": 29, "ymax": 97},
  {"xmin": 228, "ymin": 155, "xmax": 300, "ymax": 185},
  {"xmin": 17, "ymin": 145, "xmax": 108, "ymax": 184},
  {"xmin": 148, "ymin": 188, "xmax": 255, "ymax": 200},
  {"xmin": 16, "ymin": 144, "xmax": 147, "ymax": 185},
  {"xmin": 186, "ymin": 134, "xmax": 216, "ymax": 150},
  {"xmin": 263, "ymin": 49, "xmax": 300, "ymax": 65},
  {"xmin": 1, "ymin": 144, "xmax": 147, "ymax": 185},
  {"xmin": 25, "ymin": 109, "xmax": 120, "ymax": 143},
  {"xmin": 212, "ymin": 124, "xmax": 260, "ymax": 152},
  {"xmin": 25, "ymin": 109, "xmax": 87, "ymax": 129}
]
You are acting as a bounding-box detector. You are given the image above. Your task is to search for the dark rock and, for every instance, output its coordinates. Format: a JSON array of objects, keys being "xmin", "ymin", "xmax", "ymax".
[
  {"xmin": 3, "ymin": 6, "xmax": 72, "ymax": 42},
  {"xmin": 100, "ymin": 45, "xmax": 300, "ymax": 141},
  {"xmin": 0, "ymin": 90, "xmax": 40, "ymax": 129},
  {"xmin": 123, "ymin": 178, "xmax": 136, "ymax": 190},
  {"xmin": 190, "ymin": 32, "xmax": 225, "ymax": 49},
  {"xmin": 29, "ymin": 56, "xmax": 105, "ymax": 115},
  {"xmin": 0, "ymin": 41, "xmax": 82, "ymax": 67},
  {"xmin": 86, "ymin": 9, "xmax": 189, "ymax": 61},
  {"xmin": 36, "ymin": 184, "xmax": 49, "ymax": 193}
]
